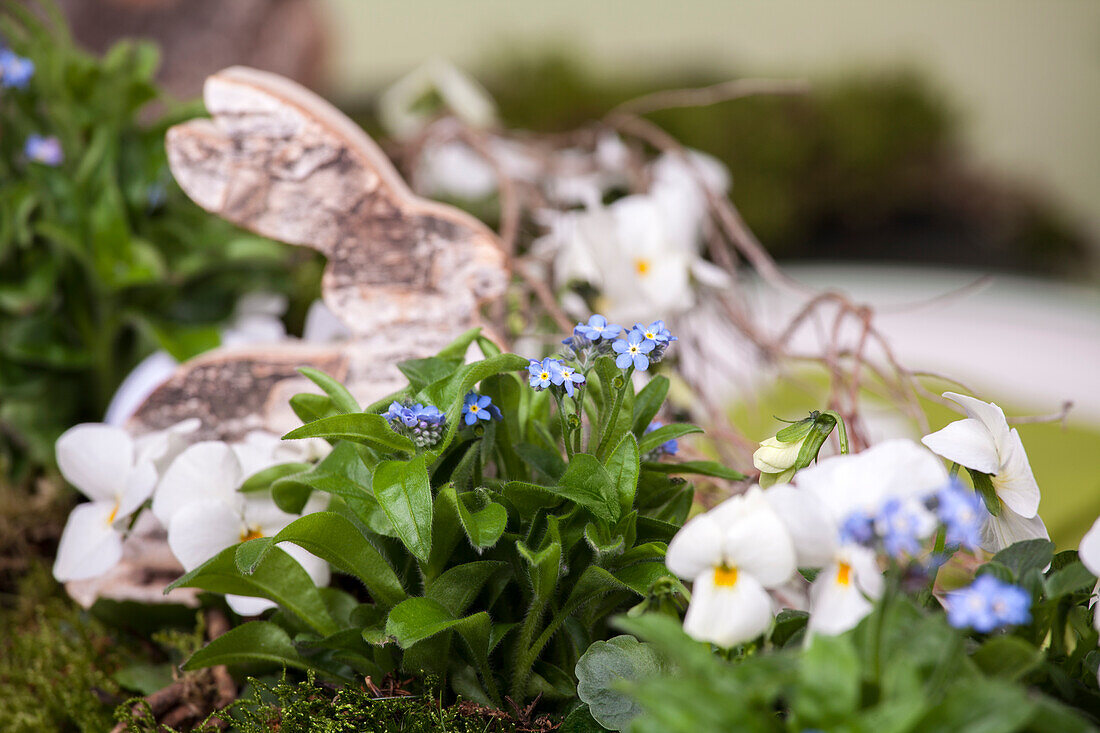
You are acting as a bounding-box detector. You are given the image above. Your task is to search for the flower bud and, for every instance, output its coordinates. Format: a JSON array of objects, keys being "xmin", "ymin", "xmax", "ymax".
[
  {"xmin": 753, "ymin": 411, "xmax": 840, "ymax": 487},
  {"xmin": 752, "ymin": 436, "xmax": 803, "ymax": 487}
]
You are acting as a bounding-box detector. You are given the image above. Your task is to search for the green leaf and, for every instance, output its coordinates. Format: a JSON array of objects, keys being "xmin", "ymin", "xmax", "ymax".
[
  {"xmin": 517, "ymin": 537, "xmax": 562, "ymax": 603},
  {"xmin": 631, "ymin": 376, "xmax": 669, "ymax": 435},
  {"xmin": 557, "ymin": 453, "xmax": 620, "ymax": 523},
  {"xmin": 640, "ymin": 460, "xmax": 746, "ymax": 480},
  {"xmin": 438, "ymin": 485, "xmax": 508, "ymax": 549},
  {"xmin": 915, "ymin": 677, "xmax": 1036, "ymax": 733},
  {"xmin": 265, "ymin": 512, "xmax": 406, "ymax": 608},
  {"xmin": 969, "ymin": 469, "xmax": 1003, "ymax": 518},
  {"xmin": 148, "ymin": 322, "xmax": 221, "ymax": 361},
  {"xmin": 436, "ymin": 327, "xmax": 484, "ymax": 360},
  {"xmin": 398, "ymin": 356, "xmax": 461, "ymax": 390},
  {"xmin": 297, "ymin": 367, "xmax": 360, "ymax": 414},
  {"xmin": 794, "ymin": 633, "xmax": 860, "ymax": 724},
  {"xmin": 112, "ymin": 663, "xmax": 175, "ymax": 696},
  {"xmin": 576, "ymin": 635, "xmax": 671, "ymax": 731},
  {"xmin": 290, "ymin": 393, "xmax": 337, "ymax": 425},
  {"xmin": 515, "ymin": 442, "xmax": 567, "ymax": 482},
  {"xmin": 183, "ymin": 621, "xmax": 326, "ymax": 674},
  {"xmin": 425, "ymin": 561, "xmax": 507, "ymax": 616},
  {"xmin": 167, "ymin": 545, "xmax": 337, "ymax": 636},
  {"xmin": 605, "ymin": 434, "xmax": 640, "ymax": 514},
  {"xmin": 1044, "ymin": 561, "xmax": 1096, "ymax": 598},
  {"xmin": 372, "ymin": 455, "xmax": 433, "ymax": 563},
  {"xmin": 284, "ymin": 413, "xmax": 415, "ymax": 454},
  {"xmin": 385, "ymin": 597, "xmax": 482, "ymax": 648},
  {"xmin": 239, "ymin": 461, "xmax": 313, "ymax": 492},
  {"xmin": 636, "ymin": 424, "xmax": 703, "ymax": 455},
  {"xmin": 972, "ymin": 636, "xmax": 1042, "ymax": 681},
  {"xmin": 990, "ymin": 539, "xmax": 1054, "ymax": 581}
]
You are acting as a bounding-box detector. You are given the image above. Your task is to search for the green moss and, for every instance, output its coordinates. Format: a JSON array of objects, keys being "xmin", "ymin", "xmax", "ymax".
[{"xmin": 0, "ymin": 565, "xmax": 124, "ymax": 732}]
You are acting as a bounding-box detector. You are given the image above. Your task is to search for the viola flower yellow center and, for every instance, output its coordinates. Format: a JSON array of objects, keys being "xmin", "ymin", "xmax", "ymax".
[
  {"xmin": 634, "ymin": 257, "xmax": 651, "ymax": 276},
  {"xmin": 240, "ymin": 527, "xmax": 265, "ymax": 542},
  {"xmin": 836, "ymin": 561, "xmax": 852, "ymax": 586},
  {"xmin": 106, "ymin": 501, "xmax": 120, "ymax": 525},
  {"xmin": 713, "ymin": 565, "xmax": 739, "ymax": 587}
]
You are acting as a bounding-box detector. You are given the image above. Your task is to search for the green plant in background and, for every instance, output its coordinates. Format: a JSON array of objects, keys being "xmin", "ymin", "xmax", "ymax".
[
  {"xmin": 166, "ymin": 320, "xmax": 743, "ymax": 713},
  {"xmin": 568, "ymin": 539, "xmax": 1100, "ymax": 732},
  {"xmin": 0, "ymin": 3, "xmax": 316, "ymax": 479}
]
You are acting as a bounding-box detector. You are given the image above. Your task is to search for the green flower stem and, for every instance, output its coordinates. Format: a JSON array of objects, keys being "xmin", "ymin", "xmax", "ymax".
[
  {"xmin": 595, "ymin": 366, "xmax": 634, "ymax": 458},
  {"xmin": 929, "ymin": 526, "xmax": 947, "ymax": 587},
  {"xmin": 510, "ymin": 598, "xmax": 547, "ymax": 701},
  {"xmin": 822, "ymin": 410, "xmax": 850, "ymax": 454},
  {"xmin": 871, "ymin": 564, "xmax": 900, "ymax": 683},
  {"xmin": 949, "ymin": 462, "xmax": 961, "ymax": 479},
  {"xmin": 572, "ymin": 385, "xmax": 586, "ymax": 454},
  {"xmin": 553, "ymin": 392, "xmax": 574, "ymax": 459}
]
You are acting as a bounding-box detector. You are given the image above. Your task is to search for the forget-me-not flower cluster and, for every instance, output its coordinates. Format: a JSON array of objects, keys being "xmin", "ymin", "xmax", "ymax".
[
  {"xmin": 643, "ymin": 420, "xmax": 679, "ymax": 460},
  {"xmin": 612, "ymin": 320, "xmax": 676, "ymax": 372},
  {"xmin": 384, "ymin": 401, "xmax": 446, "ymax": 448},
  {"xmin": 945, "ymin": 573, "xmax": 1031, "ymax": 632},
  {"xmin": 0, "ymin": 46, "xmax": 34, "ymax": 89},
  {"xmin": 24, "ymin": 134, "xmax": 63, "ymax": 166}
]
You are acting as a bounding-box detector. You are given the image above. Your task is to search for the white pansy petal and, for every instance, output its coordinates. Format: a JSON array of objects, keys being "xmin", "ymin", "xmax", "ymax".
[
  {"xmin": 56, "ymin": 424, "xmax": 135, "ymax": 502},
  {"xmin": 683, "ymin": 569, "xmax": 774, "ymax": 647},
  {"xmin": 665, "ymin": 511, "xmax": 725, "ymax": 580},
  {"xmin": 152, "ymin": 441, "xmax": 242, "ymax": 523},
  {"xmin": 991, "ymin": 429, "xmax": 1041, "ymax": 518},
  {"xmin": 245, "ymin": 493, "xmax": 300, "ymax": 536},
  {"xmin": 116, "ymin": 460, "xmax": 159, "ymax": 520},
  {"xmin": 135, "ymin": 418, "xmax": 200, "ymax": 473},
  {"xmin": 921, "ymin": 419, "xmax": 1000, "ymax": 475},
  {"xmin": 279, "ymin": 543, "xmax": 331, "ymax": 588},
  {"xmin": 167, "ymin": 500, "xmax": 243, "ymax": 571},
  {"xmin": 942, "ymin": 392, "xmax": 1012, "ymax": 456},
  {"xmin": 981, "ymin": 506, "xmax": 1049, "ymax": 553},
  {"xmin": 720, "ymin": 488, "xmax": 796, "ymax": 587},
  {"xmin": 763, "ymin": 484, "xmax": 836, "ymax": 568},
  {"xmin": 1079, "ymin": 518, "xmax": 1100, "ymax": 577},
  {"xmin": 227, "ymin": 594, "xmax": 277, "ymax": 616},
  {"xmin": 807, "ymin": 549, "xmax": 882, "ymax": 638},
  {"xmin": 52, "ymin": 502, "xmax": 124, "ymax": 582}
]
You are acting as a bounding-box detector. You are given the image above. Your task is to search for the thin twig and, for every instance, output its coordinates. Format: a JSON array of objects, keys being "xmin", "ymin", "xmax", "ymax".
[{"xmin": 607, "ymin": 77, "xmax": 810, "ymax": 118}]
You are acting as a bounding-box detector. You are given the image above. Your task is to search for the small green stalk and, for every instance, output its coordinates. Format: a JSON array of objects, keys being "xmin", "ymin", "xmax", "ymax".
[
  {"xmin": 595, "ymin": 366, "xmax": 633, "ymax": 458},
  {"xmin": 554, "ymin": 392, "xmax": 574, "ymax": 459},
  {"xmin": 572, "ymin": 384, "xmax": 586, "ymax": 454},
  {"xmin": 821, "ymin": 409, "xmax": 849, "ymax": 454},
  {"xmin": 510, "ymin": 598, "xmax": 548, "ymax": 701}
]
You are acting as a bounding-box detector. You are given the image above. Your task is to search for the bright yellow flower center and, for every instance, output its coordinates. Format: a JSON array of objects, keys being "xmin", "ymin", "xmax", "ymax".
[
  {"xmin": 634, "ymin": 257, "xmax": 651, "ymax": 276},
  {"xmin": 836, "ymin": 561, "xmax": 852, "ymax": 586},
  {"xmin": 240, "ymin": 527, "xmax": 264, "ymax": 542},
  {"xmin": 713, "ymin": 565, "xmax": 739, "ymax": 587},
  {"xmin": 469, "ymin": 405, "xmax": 480, "ymax": 413},
  {"xmin": 540, "ymin": 371, "xmax": 550, "ymax": 380},
  {"xmin": 106, "ymin": 501, "xmax": 120, "ymax": 525}
]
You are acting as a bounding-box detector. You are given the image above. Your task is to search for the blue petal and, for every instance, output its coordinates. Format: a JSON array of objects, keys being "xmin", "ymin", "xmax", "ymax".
[
  {"xmin": 633, "ymin": 354, "xmax": 650, "ymax": 371},
  {"xmin": 615, "ymin": 352, "xmax": 633, "ymax": 369}
]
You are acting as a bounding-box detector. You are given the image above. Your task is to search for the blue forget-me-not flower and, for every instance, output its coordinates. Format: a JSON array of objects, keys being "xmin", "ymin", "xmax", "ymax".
[{"xmin": 946, "ymin": 574, "xmax": 1031, "ymax": 632}]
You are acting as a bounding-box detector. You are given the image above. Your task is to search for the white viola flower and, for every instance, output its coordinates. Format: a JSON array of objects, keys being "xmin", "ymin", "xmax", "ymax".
[
  {"xmin": 807, "ymin": 544, "xmax": 884, "ymax": 636},
  {"xmin": 159, "ymin": 441, "xmax": 329, "ymax": 616},
  {"xmin": 378, "ymin": 57, "xmax": 497, "ymax": 139},
  {"xmin": 764, "ymin": 439, "xmax": 947, "ymax": 635},
  {"xmin": 302, "ymin": 300, "xmax": 352, "ymax": 343},
  {"xmin": 53, "ymin": 424, "xmax": 158, "ymax": 582},
  {"xmin": 221, "ymin": 291, "xmax": 288, "ymax": 347},
  {"xmin": 665, "ymin": 487, "xmax": 797, "ymax": 647},
  {"xmin": 134, "ymin": 418, "xmax": 201, "ymax": 474},
  {"xmin": 921, "ymin": 392, "xmax": 1047, "ymax": 552}
]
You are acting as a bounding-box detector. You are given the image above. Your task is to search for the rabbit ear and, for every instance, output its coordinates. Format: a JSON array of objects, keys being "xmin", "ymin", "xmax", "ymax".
[{"xmin": 166, "ymin": 66, "xmax": 508, "ymax": 339}]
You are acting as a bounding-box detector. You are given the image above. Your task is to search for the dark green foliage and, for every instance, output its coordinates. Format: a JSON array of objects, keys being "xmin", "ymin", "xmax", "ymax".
[{"xmin": 0, "ymin": 2, "xmax": 317, "ymax": 479}]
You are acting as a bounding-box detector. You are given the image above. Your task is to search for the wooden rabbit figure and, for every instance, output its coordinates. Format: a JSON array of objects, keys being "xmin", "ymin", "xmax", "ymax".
[{"xmin": 129, "ymin": 66, "xmax": 509, "ymax": 441}]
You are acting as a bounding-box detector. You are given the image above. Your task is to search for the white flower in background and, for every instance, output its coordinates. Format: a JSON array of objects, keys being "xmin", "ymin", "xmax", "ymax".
[
  {"xmin": 416, "ymin": 139, "xmax": 499, "ymax": 199},
  {"xmin": 1077, "ymin": 517, "xmax": 1100, "ymax": 631},
  {"xmin": 665, "ymin": 487, "xmax": 796, "ymax": 647},
  {"xmin": 221, "ymin": 292, "xmax": 288, "ymax": 347},
  {"xmin": 536, "ymin": 148, "xmax": 730, "ymax": 324},
  {"xmin": 53, "ymin": 424, "xmax": 158, "ymax": 582},
  {"xmin": 134, "ymin": 418, "xmax": 201, "ymax": 473},
  {"xmin": 378, "ymin": 57, "xmax": 497, "ymax": 139},
  {"xmin": 158, "ymin": 440, "xmax": 330, "ymax": 616},
  {"xmin": 921, "ymin": 392, "xmax": 1047, "ymax": 552},
  {"xmin": 764, "ymin": 439, "xmax": 948, "ymax": 635},
  {"xmin": 302, "ymin": 300, "xmax": 352, "ymax": 343}
]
